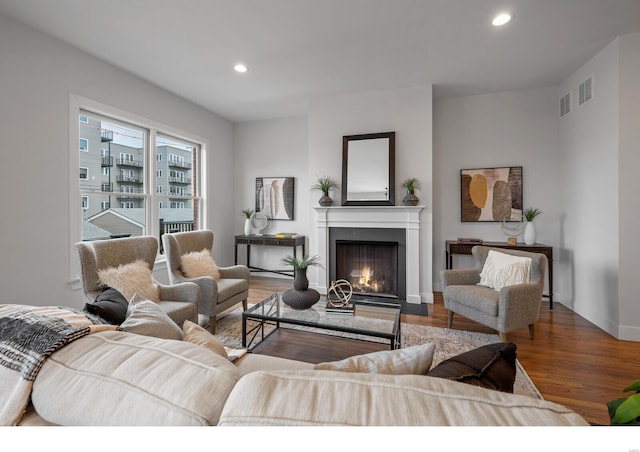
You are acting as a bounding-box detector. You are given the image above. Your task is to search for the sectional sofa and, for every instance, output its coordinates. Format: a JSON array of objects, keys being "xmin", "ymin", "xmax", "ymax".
[{"xmin": 11, "ymin": 318, "xmax": 588, "ymax": 426}]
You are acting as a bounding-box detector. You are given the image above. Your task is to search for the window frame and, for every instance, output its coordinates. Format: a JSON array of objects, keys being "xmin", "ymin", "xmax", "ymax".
[{"xmin": 69, "ymin": 94, "xmax": 208, "ymax": 284}]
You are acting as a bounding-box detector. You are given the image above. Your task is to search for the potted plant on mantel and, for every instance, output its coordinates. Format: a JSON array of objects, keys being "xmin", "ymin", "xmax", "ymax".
[
  {"xmin": 311, "ymin": 176, "xmax": 339, "ymax": 207},
  {"xmin": 280, "ymin": 254, "xmax": 323, "ymax": 309},
  {"xmin": 523, "ymin": 207, "xmax": 542, "ymax": 245},
  {"xmin": 400, "ymin": 177, "xmax": 421, "ymax": 206}
]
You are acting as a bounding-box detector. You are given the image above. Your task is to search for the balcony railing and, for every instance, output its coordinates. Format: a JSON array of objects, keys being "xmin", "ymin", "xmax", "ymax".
[
  {"xmin": 101, "ymin": 129, "xmax": 113, "ymax": 142},
  {"xmin": 168, "ymin": 160, "xmax": 192, "ymax": 169},
  {"xmin": 116, "ymin": 158, "xmax": 143, "ymax": 168},
  {"xmin": 116, "ymin": 175, "xmax": 143, "ymax": 184},
  {"xmin": 169, "ymin": 177, "xmax": 192, "ymax": 185},
  {"xmin": 101, "ymin": 183, "xmax": 113, "ymax": 192},
  {"xmin": 159, "ymin": 219, "xmax": 194, "ymax": 253},
  {"xmin": 101, "ymin": 157, "xmax": 113, "ymax": 167}
]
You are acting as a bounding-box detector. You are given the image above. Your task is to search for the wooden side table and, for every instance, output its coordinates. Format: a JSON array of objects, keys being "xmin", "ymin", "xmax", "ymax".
[
  {"xmin": 235, "ymin": 235, "xmax": 306, "ymax": 277},
  {"xmin": 445, "ymin": 240, "xmax": 554, "ymax": 310}
]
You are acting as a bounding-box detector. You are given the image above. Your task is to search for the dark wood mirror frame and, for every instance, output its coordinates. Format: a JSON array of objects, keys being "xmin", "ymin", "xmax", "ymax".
[{"xmin": 341, "ymin": 131, "xmax": 395, "ymax": 206}]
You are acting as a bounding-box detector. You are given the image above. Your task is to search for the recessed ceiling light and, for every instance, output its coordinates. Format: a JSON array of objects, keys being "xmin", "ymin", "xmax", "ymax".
[
  {"xmin": 234, "ymin": 63, "xmax": 248, "ymax": 73},
  {"xmin": 492, "ymin": 13, "xmax": 512, "ymax": 26}
]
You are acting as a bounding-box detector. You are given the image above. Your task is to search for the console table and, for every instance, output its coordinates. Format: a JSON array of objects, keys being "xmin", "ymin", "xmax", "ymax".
[
  {"xmin": 445, "ymin": 240, "xmax": 554, "ymax": 310},
  {"xmin": 235, "ymin": 235, "xmax": 306, "ymax": 277}
]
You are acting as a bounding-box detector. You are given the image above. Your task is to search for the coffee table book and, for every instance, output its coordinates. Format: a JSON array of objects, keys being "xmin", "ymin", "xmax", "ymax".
[{"xmin": 325, "ymin": 300, "xmax": 355, "ymax": 315}]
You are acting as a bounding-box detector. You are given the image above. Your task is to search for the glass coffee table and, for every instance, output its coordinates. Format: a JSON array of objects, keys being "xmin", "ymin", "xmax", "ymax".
[{"xmin": 242, "ymin": 292, "xmax": 401, "ymax": 350}]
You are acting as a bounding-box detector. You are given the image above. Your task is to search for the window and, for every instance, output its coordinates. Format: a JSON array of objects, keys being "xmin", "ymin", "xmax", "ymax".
[
  {"xmin": 79, "ymin": 115, "xmax": 89, "ymax": 124},
  {"xmin": 76, "ymin": 107, "xmax": 204, "ymax": 251}
]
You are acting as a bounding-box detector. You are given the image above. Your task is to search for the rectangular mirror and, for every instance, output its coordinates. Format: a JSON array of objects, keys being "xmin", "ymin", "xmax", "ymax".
[{"xmin": 342, "ymin": 132, "xmax": 395, "ymax": 206}]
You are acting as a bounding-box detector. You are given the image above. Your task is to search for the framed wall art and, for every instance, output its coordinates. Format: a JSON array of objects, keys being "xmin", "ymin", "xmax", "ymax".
[
  {"xmin": 460, "ymin": 166, "xmax": 522, "ymax": 222},
  {"xmin": 255, "ymin": 177, "xmax": 295, "ymax": 220}
]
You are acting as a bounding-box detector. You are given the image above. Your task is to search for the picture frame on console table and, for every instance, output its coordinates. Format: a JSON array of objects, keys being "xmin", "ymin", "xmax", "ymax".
[
  {"xmin": 255, "ymin": 177, "xmax": 295, "ymax": 220},
  {"xmin": 460, "ymin": 166, "xmax": 522, "ymax": 222}
]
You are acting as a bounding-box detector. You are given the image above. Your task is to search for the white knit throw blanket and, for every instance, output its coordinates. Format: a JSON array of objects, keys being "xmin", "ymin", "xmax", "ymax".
[{"xmin": 0, "ymin": 304, "xmax": 117, "ymax": 425}]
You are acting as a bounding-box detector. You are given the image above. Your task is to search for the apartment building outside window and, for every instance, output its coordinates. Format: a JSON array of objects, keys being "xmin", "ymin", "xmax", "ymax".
[{"xmin": 77, "ymin": 109, "xmax": 203, "ymax": 244}]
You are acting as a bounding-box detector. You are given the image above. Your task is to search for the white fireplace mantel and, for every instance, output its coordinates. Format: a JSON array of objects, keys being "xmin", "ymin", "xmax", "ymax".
[{"xmin": 313, "ymin": 206, "xmax": 423, "ymax": 304}]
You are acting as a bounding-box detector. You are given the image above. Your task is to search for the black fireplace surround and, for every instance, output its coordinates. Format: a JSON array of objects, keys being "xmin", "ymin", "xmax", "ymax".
[{"xmin": 329, "ymin": 227, "xmax": 406, "ymax": 301}]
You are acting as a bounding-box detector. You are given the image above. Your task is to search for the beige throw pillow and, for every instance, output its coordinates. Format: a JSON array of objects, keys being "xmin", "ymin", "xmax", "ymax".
[
  {"xmin": 120, "ymin": 294, "xmax": 183, "ymax": 340},
  {"xmin": 478, "ymin": 250, "xmax": 532, "ymax": 291},
  {"xmin": 314, "ymin": 343, "xmax": 436, "ymax": 375},
  {"xmin": 182, "ymin": 320, "xmax": 229, "ymax": 359},
  {"xmin": 97, "ymin": 259, "xmax": 159, "ymax": 302},
  {"xmin": 181, "ymin": 249, "xmax": 220, "ymax": 281}
]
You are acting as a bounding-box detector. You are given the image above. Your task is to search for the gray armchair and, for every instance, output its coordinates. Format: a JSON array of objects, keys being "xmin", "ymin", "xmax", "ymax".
[
  {"xmin": 75, "ymin": 236, "xmax": 199, "ymax": 327},
  {"xmin": 440, "ymin": 245, "xmax": 547, "ymax": 341},
  {"xmin": 162, "ymin": 230, "xmax": 250, "ymax": 333}
]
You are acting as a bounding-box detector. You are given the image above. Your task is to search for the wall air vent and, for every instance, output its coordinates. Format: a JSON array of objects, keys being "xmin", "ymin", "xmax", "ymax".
[
  {"xmin": 578, "ymin": 76, "xmax": 593, "ymax": 106},
  {"xmin": 560, "ymin": 92, "xmax": 571, "ymax": 118}
]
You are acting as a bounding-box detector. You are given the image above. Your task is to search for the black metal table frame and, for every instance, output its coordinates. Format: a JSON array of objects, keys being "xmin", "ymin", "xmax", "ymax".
[
  {"xmin": 242, "ymin": 293, "xmax": 401, "ymax": 350},
  {"xmin": 234, "ymin": 235, "xmax": 305, "ymax": 277}
]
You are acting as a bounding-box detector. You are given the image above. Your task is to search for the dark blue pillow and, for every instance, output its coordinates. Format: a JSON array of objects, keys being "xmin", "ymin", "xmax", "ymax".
[{"xmin": 84, "ymin": 287, "xmax": 129, "ymax": 325}]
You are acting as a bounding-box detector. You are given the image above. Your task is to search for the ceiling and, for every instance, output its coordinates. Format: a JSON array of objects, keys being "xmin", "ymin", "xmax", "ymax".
[{"xmin": 1, "ymin": 0, "xmax": 640, "ymax": 123}]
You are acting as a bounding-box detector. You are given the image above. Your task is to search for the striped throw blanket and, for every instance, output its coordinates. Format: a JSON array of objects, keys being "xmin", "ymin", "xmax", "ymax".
[{"xmin": 0, "ymin": 304, "xmax": 118, "ymax": 425}]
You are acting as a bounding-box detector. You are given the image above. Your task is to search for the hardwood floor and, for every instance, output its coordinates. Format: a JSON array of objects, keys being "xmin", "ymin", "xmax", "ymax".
[{"xmin": 247, "ymin": 276, "xmax": 640, "ymax": 425}]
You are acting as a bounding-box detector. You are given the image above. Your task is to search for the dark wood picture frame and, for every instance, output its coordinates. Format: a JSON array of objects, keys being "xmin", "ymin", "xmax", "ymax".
[
  {"xmin": 460, "ymin": 166, "xmax": 523, "ymax": 222},
  {"xmin": 341, "ymin": 131, "xmax": 395, "ymax": 206}
]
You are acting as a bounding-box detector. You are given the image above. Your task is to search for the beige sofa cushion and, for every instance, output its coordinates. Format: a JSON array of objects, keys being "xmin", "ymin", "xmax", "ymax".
[
  {"xmin": 31, "ymin": 330, "xmax": 240, "ymax": 426},
  {"xmin": 218, "ymin": 370, "xmax": 589, "ymax": 426},
  {"xmin": 314, "ymin": 343, "xmax": 435, "ymax": 375}
]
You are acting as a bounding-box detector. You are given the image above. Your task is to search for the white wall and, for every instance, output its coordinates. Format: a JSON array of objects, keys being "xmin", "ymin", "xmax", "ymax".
[
  {"xmin": 558, "ymin": 38, "xmax": 621, "ymax": 336},
  {"xmin": 433, "ymin": 87, "xmax": 562, "ymax": 297},
  {"xmin": 618, "ymin": 33, "xmax": 640, "ymax": 340},
  {"xmin": 0, "ymin": 13, "xmax": 235, "ymax": 309},
  {"xmin": 307, "ymin": 86, "xmax": 434, "ymax": 301},
  {"xmin": 233, "ymin": 116, "xmax": 309, "ymax": 274}
]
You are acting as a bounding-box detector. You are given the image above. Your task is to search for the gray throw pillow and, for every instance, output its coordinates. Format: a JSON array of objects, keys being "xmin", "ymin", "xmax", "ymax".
[{"xmin": 120, "ymin": 294, "xmax": 183, "ymax": 340}]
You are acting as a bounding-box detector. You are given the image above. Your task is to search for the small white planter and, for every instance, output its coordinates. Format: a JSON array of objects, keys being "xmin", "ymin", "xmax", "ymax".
[
  {"xmin": 524, "ymin": 221, "xmax": 536, "ymax": 245},
  {"xmin": 244, "ymin": 218, "xmax": 252, "ymax": 236}
]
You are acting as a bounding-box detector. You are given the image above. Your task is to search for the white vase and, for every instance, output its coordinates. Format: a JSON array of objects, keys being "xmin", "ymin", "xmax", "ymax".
[
  {"xmin": 244, "ymin": 218, "xmax": 252, "ymax": 236},
  {"xmin": 524, "ymin": 221, "xmax": 536, "ymax": 245}
]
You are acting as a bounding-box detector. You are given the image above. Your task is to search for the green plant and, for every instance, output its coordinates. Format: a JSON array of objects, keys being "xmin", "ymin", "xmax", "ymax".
[
  {"xmin": 523, "ymin": 207, "xmax": 542, "ymax": 222},
  {"xmin": 242, "ymin": 208, "xmax": 254, "ymax": 219},
  {"xmin": 608, "ymin": 380, "xmax": 640, "ymax": 425},
  {"xmin": 310, "ymin": 176, "xmax": 339, "ymax": 195},
  {"xmin": 401, "ymin": 177, "xmax": 421, "ymax": 192},
  {"xmin": 281, "ymin": 254, "xmax": 323, "ymax": 270}
]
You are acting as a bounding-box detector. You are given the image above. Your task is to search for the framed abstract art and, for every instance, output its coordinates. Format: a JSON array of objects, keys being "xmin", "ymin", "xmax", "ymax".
[
  {"xmin": 255, "ymin": 177, "xmax": 295, "ymax": 220},
  {"xmin": 460, "ymin": 166, "xmax": 522, "ymax": 222}
]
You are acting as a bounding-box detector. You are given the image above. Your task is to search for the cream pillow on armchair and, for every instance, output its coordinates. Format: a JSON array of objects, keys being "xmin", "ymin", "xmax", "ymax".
[
  {"xmin": 97, "ymin": 259, "xmax": 159, "ymax": 302},
  {"xmin": 180, "ymin": 249, "xmax": 221, "ymax": 281},
  {"xmin": 478, "ymin": 250, "xmax": 531, "ymax": 291}
]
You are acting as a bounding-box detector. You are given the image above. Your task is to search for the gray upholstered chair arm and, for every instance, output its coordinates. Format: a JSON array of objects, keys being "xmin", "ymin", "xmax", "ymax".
[
  {"xmin": 218, "ymin": 265, "xmax": 250, "ymax": 281},
  {"xmin": 440, "ymin": 268, "xmax": 481, "ymax": 288},
  {"xmin": 498, "ymin": 282, "xmax": 543, "ymax": 329},
  {"xmin": 157, "ymin": 281, "xmax": 200, "ymax": 305}
]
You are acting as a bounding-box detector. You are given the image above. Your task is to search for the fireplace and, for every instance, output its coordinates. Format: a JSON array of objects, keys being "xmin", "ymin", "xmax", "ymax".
[
  {"xmin": 313, "ymin": 206, "xmax": 423, "ymax": 304},
  {"xmin": 329, "ymin": 227, "xmax": 406, "ymax": 302}
]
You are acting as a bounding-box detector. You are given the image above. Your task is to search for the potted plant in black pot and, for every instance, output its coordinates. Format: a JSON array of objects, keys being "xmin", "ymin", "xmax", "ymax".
[
  {"xmin": 280, "ymin": 254, "xmax": 322, "ymax": 309},
  {"xmin": 400, "ymin": 177, "xmax": 421, "ymax": 206},
  {"xmin": 311, "ymin": 176, "xmax": 339, "ymax": 207}
]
